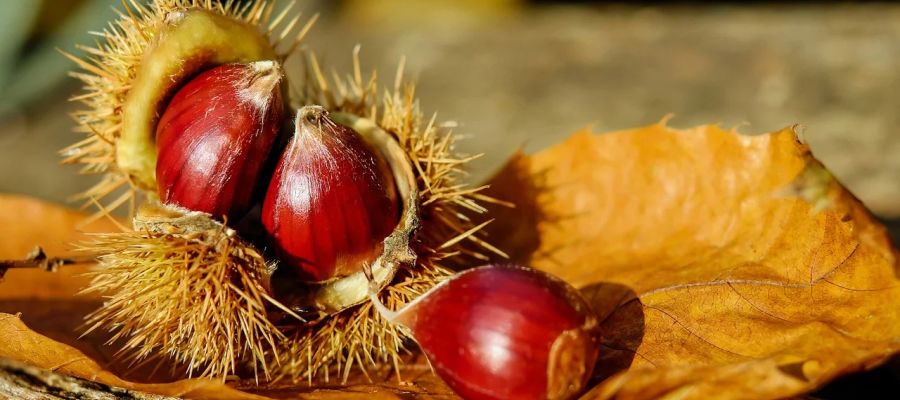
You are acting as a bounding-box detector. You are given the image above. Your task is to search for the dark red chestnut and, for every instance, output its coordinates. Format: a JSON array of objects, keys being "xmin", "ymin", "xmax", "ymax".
[
  {"xmin": 262, "ymin": 106, "xmax": 399, "ymax": 282},
  {"xmin": 371, "ymin": 264, "xmax": 599, "ymax": 400},
  {"xmin": 155, "ymin": 61, "xmax": 283, "ymax": 220}
]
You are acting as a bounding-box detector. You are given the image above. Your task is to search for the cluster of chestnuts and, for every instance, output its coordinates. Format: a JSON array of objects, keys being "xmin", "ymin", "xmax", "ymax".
[
  {"xmin": 155, "ymin": 61, "xmax": 399, "ymax": 284},
  {"xmin": 153, "ymin": 60, "xmax": 600, "ymax": 399},
  {"xmin": 64, "ymin": 2, "xmax": 601, "ymax": 399}
]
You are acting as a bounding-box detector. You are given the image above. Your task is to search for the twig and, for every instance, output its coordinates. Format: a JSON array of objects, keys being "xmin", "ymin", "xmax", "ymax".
[{"xmin": 0, "ymin": 246, "xmax": 96, "ymax": 279}]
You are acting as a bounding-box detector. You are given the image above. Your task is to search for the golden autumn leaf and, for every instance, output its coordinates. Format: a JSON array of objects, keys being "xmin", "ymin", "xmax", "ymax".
[
  {"xmin": 483, "ymin": 122, "xmax": 900, "ymax": 399},
  {"xmin": 0, "ymin": 194, "xmax": 453, "ymax": 399}
]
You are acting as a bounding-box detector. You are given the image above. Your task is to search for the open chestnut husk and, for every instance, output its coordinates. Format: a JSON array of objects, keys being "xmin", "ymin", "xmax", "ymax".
[
  {"xmin": 371, "ymin": 264, "xmax": 600, "ymax": 400},
  {"xmin": 64, "ymin": 0, "xmax": 319, "ymax": 380},
  {"xmin": 66, "ymin": 0, "xmax": 502, "ymax": 383}
]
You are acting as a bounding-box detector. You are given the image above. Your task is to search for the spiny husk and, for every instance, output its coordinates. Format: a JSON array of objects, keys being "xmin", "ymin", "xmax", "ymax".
[
  {"xmin": 275, "ymin": 264, "xmax": 450, "ymax": 383},
  {"xmin": 61, "ymin": 0, "xmax": 316, "ymax": 223},
  {"xmin": 270, "ymin": 49, "xmax": 510, "ymax": 382},
  {"xmin": 80, "ymin": 204, "xmax": 287, "ymax": 380}
]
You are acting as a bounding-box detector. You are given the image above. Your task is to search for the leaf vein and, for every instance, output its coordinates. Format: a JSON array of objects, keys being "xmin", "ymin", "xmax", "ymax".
[{"xmin": 644, "ymin": 305, "xmax": 752, "ymax": 359}]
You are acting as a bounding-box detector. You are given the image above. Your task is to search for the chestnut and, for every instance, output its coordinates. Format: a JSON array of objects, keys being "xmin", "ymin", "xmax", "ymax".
[
  {"xmin": 371, "ymin": 264, "xmax": 600, "ymax": 400},
  {"xmin": 262, "ymin": 106, "xmax": 400, "ymax": 282},
  {"xmin": 155, "ymin": 61, "xmax": 284, "ymax": 220}
]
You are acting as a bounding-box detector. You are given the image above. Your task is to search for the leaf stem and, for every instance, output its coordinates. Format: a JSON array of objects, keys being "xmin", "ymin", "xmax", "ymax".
[{"xmin": 0, "ymin": 246, "xmax": 95, "ymax": 279}]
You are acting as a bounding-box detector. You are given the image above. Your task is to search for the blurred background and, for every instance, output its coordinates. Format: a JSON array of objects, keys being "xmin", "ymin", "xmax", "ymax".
[
  {"xmin": 0, "ymin": 0, "xmax": 898, "ymax": 218},
  {"xmin": 0, "ymin": 0, "xmax": 896, "ymax": 396}
]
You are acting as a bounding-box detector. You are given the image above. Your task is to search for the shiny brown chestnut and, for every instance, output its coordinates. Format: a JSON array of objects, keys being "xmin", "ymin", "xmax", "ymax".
[
  {"xmin": 371, "ymin": 264, "xmax": 599, "ymax": 400},
  {"xmin": 155, "ymin": 61, "xmax": 283, "ymax": 220},
  {"xmin": 262, "ymin": 106, "xmax": 400, "ymax": 282}
]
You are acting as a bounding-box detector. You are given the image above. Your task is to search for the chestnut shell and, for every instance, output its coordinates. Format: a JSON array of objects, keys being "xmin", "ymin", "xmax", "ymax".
[
  {"xmin": 155, "ymin": 62, "xmax": 283, "ymax": 220},
  {"xmin": 262, "ymin": 106, "xmax": 400, "ymax": 282},
  {"xmin": 391, "ymin": 265, "xmax": 599, "ymax": 400}
]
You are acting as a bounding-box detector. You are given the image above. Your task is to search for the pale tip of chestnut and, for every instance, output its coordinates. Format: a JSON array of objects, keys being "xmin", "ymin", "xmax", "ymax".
[
  {"xmin": 296, "ymin": 105, "xmax": 331, "ymax": 128},
  {"xmin": 239, "ymin": 60, "xmax": 283, "ymax": 110},
  {"xmin": 291, "ymin": 106, "xmax": 337, "ymax": 147}
]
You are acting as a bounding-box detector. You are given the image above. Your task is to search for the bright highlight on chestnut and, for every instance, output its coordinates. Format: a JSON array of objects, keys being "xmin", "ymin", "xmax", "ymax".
[{"xmin": 371, "ymin": 264, "xmax": 600, "ymax": 400}]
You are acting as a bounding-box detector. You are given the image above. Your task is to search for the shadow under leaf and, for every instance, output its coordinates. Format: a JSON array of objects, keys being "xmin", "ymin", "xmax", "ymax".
[
  {"xmin": 481, "ymin": 153, "xmax": 546, "ymax": 266},
  {"xmin": 579, "ymin": 282, "xmax": 645, "ymax": 385}
]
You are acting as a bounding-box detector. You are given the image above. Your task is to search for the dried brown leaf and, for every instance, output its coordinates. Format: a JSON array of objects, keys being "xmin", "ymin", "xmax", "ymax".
[{"xmin": 483, "ymin": 122, "xmax": 900, "ymax": 399}]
